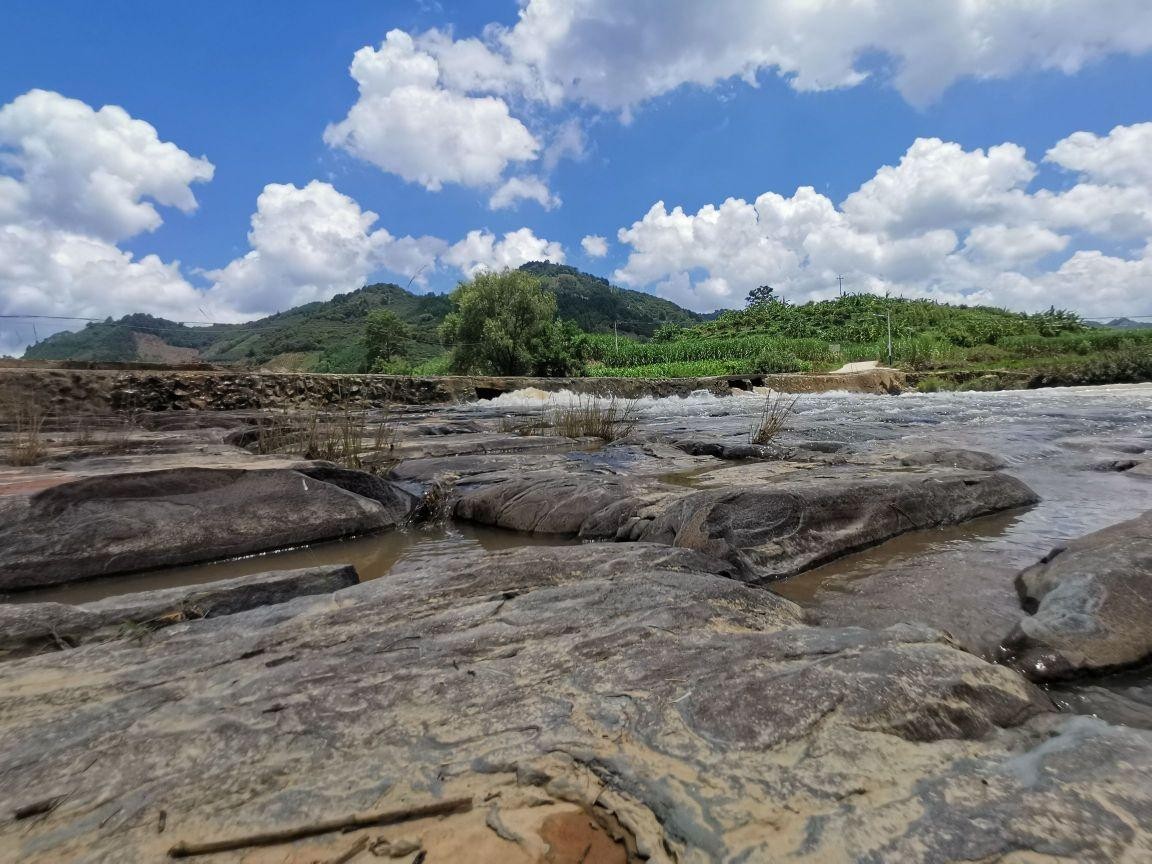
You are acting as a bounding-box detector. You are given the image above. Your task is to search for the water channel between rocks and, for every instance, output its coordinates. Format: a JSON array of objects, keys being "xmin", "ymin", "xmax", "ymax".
[{"xmin": 13, "ymin": 384, "xmax": 1152, "ymax": 656}]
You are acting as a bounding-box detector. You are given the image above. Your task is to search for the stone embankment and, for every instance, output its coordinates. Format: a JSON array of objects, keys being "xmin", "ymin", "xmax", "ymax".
[{"xmin": 0, "ymin": 362, "xmax": 904, "ymax": 413}]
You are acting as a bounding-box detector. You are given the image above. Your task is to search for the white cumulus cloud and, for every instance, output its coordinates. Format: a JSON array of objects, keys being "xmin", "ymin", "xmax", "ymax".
[
  {"xmin": 205, "ymin": 180, "xmax": 448, "ymax": 316},
  {"xmin": 501, "ymin": 0, "xmax": 1152, "ymax": 110},
  {"xmin": 488, "ymin": 176, "xmax": 561, "ymax": 210},
  {"xmin": 581, "ymin": 234, "xmax": 608, "ymax": 258},
  {"xmin": 1045, "ymin": 122, "xmax": 1152, "ymax": 189},
  {"xmin": 335, "ymin": 3, "xmax": 1152, "ymax": 198},
  {"xmin": 0, "ymin": 89, "xmax": 214, "ymax": 242},
  {"xmin": 0, "ymin": 90, "xmax": 220, "ymax": 354},
  {"xmin": 324, "ymin": 30, "xmax": 539, "ymax": 192},
  {"xmin": 442, "ymin": 227, "xmax": 565, "ymax": 278},
  {"xmin": 614, "ymin": 124, "xmax": 1152, "ymax": 315}
]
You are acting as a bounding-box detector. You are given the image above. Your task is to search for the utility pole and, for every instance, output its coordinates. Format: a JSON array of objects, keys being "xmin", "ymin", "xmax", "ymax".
[
  {"xmin": 873, "ymin": 311, "xmax": 893, "ymax": 366},
  {"xmin": 837, "ymin": 275, "xmax": 845, "ymax": 297},
  {"xmin": 884, "ymin": 309, "xmax": 893, "ymax": 366}
]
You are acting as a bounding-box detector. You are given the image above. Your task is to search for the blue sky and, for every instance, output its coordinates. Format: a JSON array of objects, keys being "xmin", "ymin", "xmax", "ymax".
[{"xmin": 3, "ymin": 1, "xmax": 1152, "ymax": 352}]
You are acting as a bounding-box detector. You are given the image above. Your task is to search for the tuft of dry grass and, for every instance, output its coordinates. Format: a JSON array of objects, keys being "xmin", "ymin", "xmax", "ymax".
[
  {"xmin": 253, "ymin": 405, "xmax": 396, "ymax": 471},
  {"xmin": 68, "ymin": 417, "xmax": 95, "ymax": 449},
  {"xmin": 750, "ymin": 391, "xmax": 798, "ymax": 445},
  {"xmin": 543, "ymin": 396, "xmax": 640, "ymax": 442},
  {"xmin": 2, "ymin": 401, "xmax": 48, "ymax": 465}
]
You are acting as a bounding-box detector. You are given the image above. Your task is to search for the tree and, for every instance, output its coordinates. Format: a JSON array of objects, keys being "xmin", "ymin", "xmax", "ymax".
[
  {"xmin": 440, "ymin": 269, "xmax": 588, "ymax": 376},
  {"xmin": 745, "ymin": 285, "xmax": 779, "ymax": 307},
  {"xmin": 533, "ymin": 319, "xmax": 592, "ymax": 376},
  {"xmin": 364, "ymin": 308, "xmax": 410, "ymax": 371}
]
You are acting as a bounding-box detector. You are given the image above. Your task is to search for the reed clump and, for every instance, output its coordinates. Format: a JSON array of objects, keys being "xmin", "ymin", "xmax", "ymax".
[
  {"xmin": 750, "ymin": 391, "xmax": 798, "ymax": 445},
  {"xmin": 545, "ymin": 396, "xmax": 640, "ymax": 442},
  {"xmin": 2, "ymin": 401, "xmax": 47, "ymax": 466},
  {"xmin": 253, "ymin": 406, "xmax": 396, "ymax": 470}
]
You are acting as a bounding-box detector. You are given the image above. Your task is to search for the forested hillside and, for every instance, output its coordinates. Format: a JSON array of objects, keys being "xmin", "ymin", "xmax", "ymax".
[
  {"xmin": 23, "ymin": 263, "xmax": 702, "ymax": 370},
  {"xmin": 519, "ymin": 261, "xmax": 704, "ymax": 336}
]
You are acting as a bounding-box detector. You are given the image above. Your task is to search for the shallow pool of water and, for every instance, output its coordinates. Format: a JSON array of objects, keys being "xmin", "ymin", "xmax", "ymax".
[{"xmin": 8, "ymin": 524, "xmax": 581, "ymax": 606}]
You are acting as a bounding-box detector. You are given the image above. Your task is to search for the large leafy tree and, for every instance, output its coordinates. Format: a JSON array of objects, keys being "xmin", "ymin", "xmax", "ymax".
[
  {"xmin": 364, "ymin": 308, "xmax": 410, "ymax": 371},
  {"xmin": 745, "ymin": 285, "xmax": 779, "ymax": 307},
  {"xmin": 440, "ymin": 269, "xmax": 589, "ymax": 376}
]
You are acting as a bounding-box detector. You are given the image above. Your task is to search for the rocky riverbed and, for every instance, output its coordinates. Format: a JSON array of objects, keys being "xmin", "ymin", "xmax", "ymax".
[{"xmin": 1, "ymin": 383, "xmax": 1151, "ymax": 862}]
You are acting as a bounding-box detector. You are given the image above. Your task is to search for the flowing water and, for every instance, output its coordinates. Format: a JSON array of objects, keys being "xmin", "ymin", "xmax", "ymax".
[{"xmin": 477, "ymin": 385, "xmax": 1152, "ymax": 696}]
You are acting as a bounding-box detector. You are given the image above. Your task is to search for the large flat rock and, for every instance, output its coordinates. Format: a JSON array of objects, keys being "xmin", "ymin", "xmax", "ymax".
[
  {"xmin": 1, "ymin": 545, "xmax": 1149, "ymax": 863},
  {"xmin": 0, "ymin": 466, "xmax": 413, "ymax": 590},
  {"xmin": 450, "ymin": 467, "xmax": 1039, "ymax": 580},
  {"xmin": 1001, "ymin": 510, "xmax": 1152, "ymax": 680},
  {"xmin": 0, "ymin": 564, "xmax": 359, "ymax": 660},
  {"xmin": 630, "ymin": 470, "xmax": 1039, "ymax": 580}
]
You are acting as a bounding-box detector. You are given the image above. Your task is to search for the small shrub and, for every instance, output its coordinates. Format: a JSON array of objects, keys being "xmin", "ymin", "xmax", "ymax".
[
  {"xmin": 753, "ymin": 349, "xmax": 810, "ymax": 374},
  {"xmin": 371, "ymin": 357, "xmax": 416, "ymax": 375},
  {"xmin": 890, "ymin": 336, "xmax": 958, "ymax": 371},
  {"xmin": 915, "ymin": 376, "xmax": 956, "ymax": 393},
  {"xmin": 1033, "ymin": 348, "xmax": 1152, "ymax": 387}
]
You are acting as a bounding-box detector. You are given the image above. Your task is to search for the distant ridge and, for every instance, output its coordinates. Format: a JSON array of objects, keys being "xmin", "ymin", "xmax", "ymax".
[
  {"xmin": 1103, "ymin": 317, "xmax": 1152, "ymax": 330},
  {"xmin": 23, "ymin": 263, "xmax": 706, "ymax": 371}
]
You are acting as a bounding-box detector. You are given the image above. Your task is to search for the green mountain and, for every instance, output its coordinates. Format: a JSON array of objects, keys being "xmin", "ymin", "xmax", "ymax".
[
  {"xmin": 23, "ymin": 264, "xmax": 705, "ymax": 371},
  {"xmin": 518, "ymin": 261, "xmax": 704, "ymax": 335}
]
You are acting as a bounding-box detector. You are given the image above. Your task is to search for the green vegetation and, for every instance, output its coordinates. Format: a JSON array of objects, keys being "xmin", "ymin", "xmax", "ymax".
[
  {"xmin": 440, "ymin": 269, "xmax": 590, "ymax": 376},
  {"xmin": 21, "ymin": 264, "xmax": 1152, "ymax": 388},
  {"xmin": 1032, "ymin": 347, "xmax": 1152, "ymax": 387},
  {"xmin": 589, "ymin": 294, "xmax": 1152, "ymax": 382},
  {"xmin": 744, "ymin": 285, "xmax": 780, "ymax": 307},
  {"xmin": 207, "ymin": 283, "xmax": 451, "ymax": 373},
  {"xmin": 519, "ymin": 261, "xmax": 703, "ymax": 337},
  {"xmin": 364, "ymin": 309, "xmax": 412, "ymax": 372},
  {"xmin": 25, "ymin": 263, "xmax": 700, "ymax": 371},
  {"xmin": 707, "ymin": 292, "xmax": 1083, "ymax": 344},
  {"xmin": 592, "ymin": 360, "xmax": 751, "ymax": 378}
]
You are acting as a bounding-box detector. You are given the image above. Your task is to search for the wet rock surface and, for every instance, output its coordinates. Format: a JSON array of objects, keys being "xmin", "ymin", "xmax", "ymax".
[
  {"xmin": 627, "ymin": 470, "xmax": 1038, "ymax": 581},
  {"xmin": 0, "ymin": 464, "xmax": 413, "ymax": 590},
  {"xmin": 1001, "ymin": 510, "xmax": 1152, "ymax": 680},
  {"xmin": 3, "ymin": 385, "xmax": 1152, "ymax": 861},
  {"xmin": 898, "ymin": 447, "xmax": 1008, "ymax": 471},
  {"xmin": 5, "ymin": 544, "xmax": 1152, "ymax": 863},
  {"xmin": 671, "ymin": 437, "xmax": 795, "ymax": 461},
  {"xmin": 0, "ymin": 565, "xmax": 358, "ymax": 660}
]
